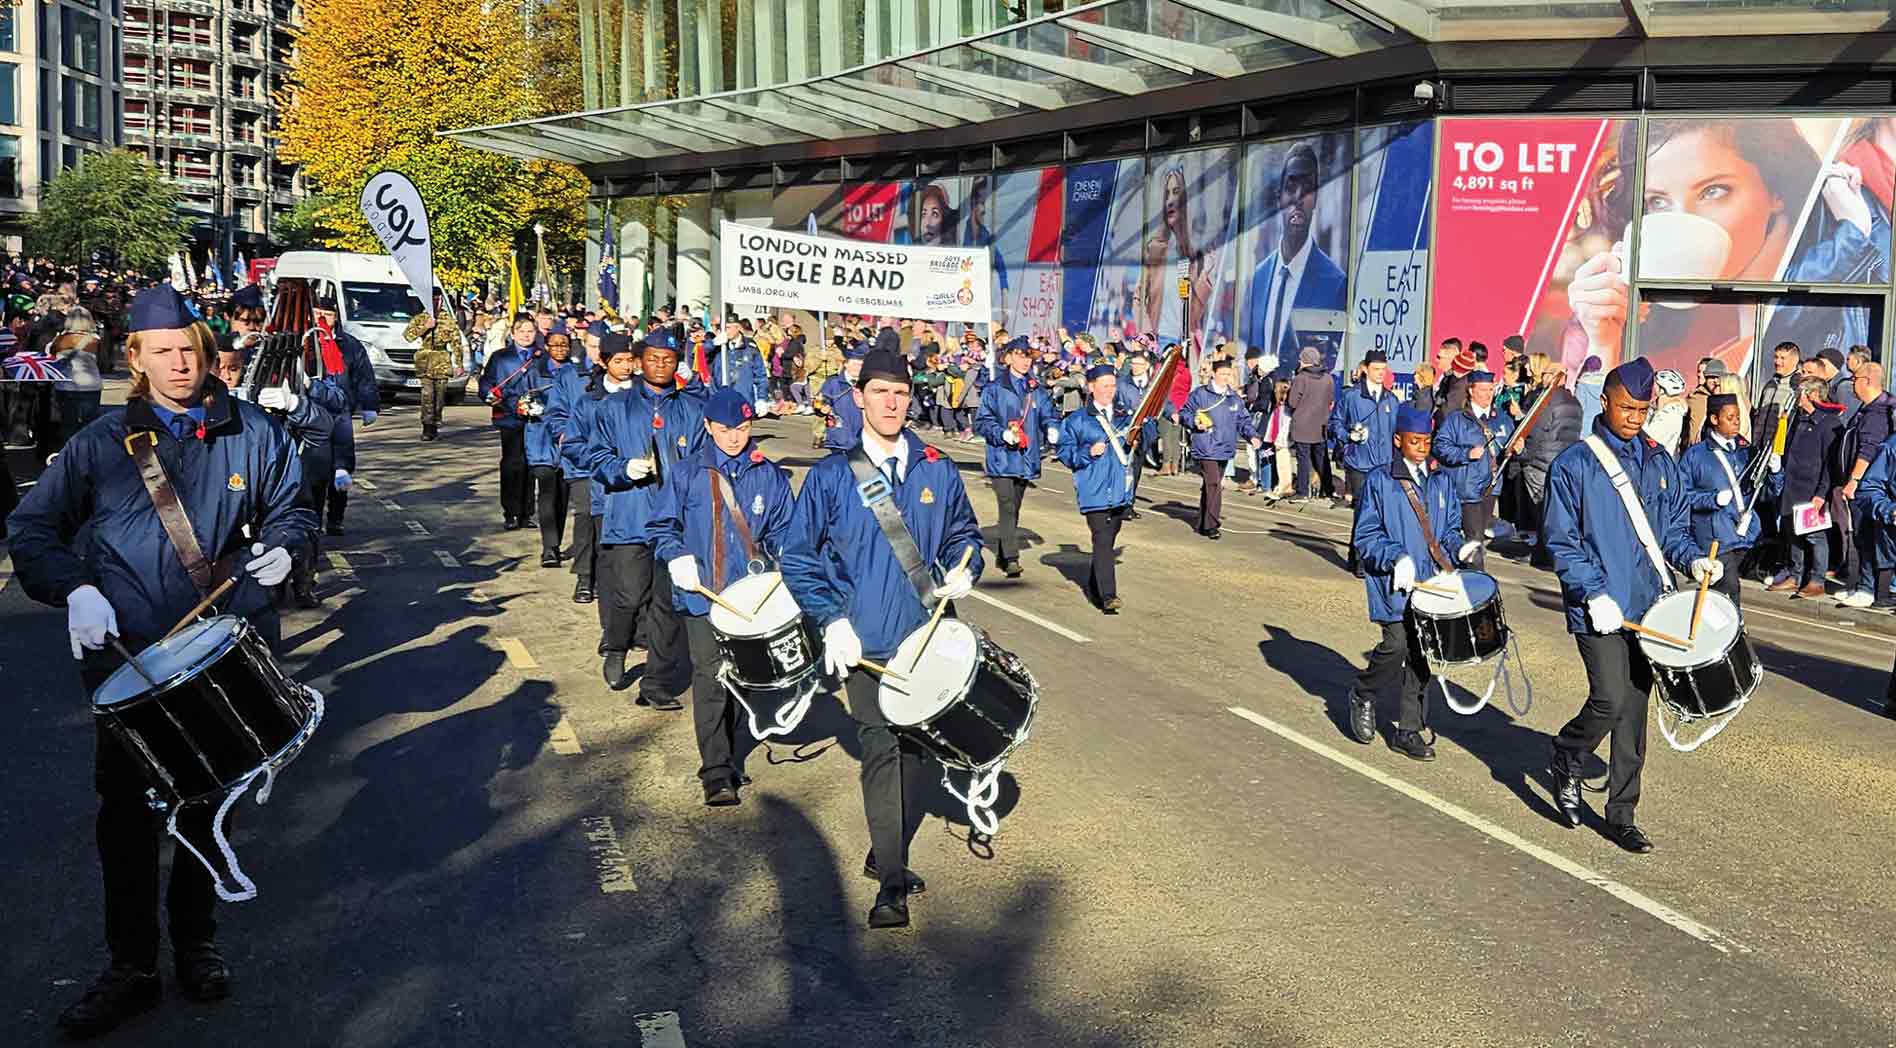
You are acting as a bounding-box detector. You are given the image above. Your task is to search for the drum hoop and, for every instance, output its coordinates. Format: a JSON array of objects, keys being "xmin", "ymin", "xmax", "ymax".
[
  {"xmin": 1405, "ymin": 587, "xmax": 1501, "ymax": 625},
  {"xmin": 93, "ymin": 616, "xmax": 248, "ymax": 710},
  {"xmin": 1411, "ymin": 600, "xmax": 1510, "ymax": 670},
  {"xmin": 715, "ymin": 661, "xmax": 819, "ymax": 694}
]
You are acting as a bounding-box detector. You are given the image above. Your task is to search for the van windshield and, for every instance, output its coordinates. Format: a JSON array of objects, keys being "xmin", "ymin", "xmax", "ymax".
[{"xmin": 342, "ymin": 282, "xmax": 425, "ymax": 324}]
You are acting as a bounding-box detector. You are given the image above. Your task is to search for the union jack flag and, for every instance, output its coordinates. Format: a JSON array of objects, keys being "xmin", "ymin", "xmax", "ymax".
[{"xmin": 3, "ymin": 351, "xmax": 68, "ymax": 382}]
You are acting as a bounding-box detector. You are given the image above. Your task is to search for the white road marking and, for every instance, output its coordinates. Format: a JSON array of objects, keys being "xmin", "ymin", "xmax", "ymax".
[
  {"xmin": 325, "ymin": 552, "xmax": 357, "ymax": 578},
  {"xmin": 0, "ymin": 551, "xmax": 11, "ymax": 595},
  {"xmin": 967, "ymin": 590, "xmax": 1091, "ymax": 643},
  {"xmin": 579, "ymin": 815, "xmax": 638, "ymax": 893},
  {"xmin": 540, "ymin": 707, "xmax": 583, "ymax": 754},
  {"xmin": 634, "ymin": 1011, "xmax": 687, "ymax": 1047},
  {"xmin": 1738, "ymin": 602, "xmax": 1896, "ymax": 646},
  {"xmin": 433, "ymin": 550, "xmax": 461, "ymax": 568},
  {"xmin": 354, "ymin": 477, "xmax": 377, "ymax": 492},
  {"xmin": 1225, "ymin": 706, "xmax": 1750, "ymax": 955},
  {"xmin": 405, "ymin": 520, "xmax": 431, "ymax": 537},
  {"xmin": 497, "ymin": 636, "xmax": 539, "ymax": 668},
  {"xmin": 378, "ymin": 498, "xmax": 404, "ymax": 511}
]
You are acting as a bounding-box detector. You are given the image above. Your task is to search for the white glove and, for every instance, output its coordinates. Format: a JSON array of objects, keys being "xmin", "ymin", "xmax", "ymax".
[
  {"xmin": 1691, "ymin": 557, "xmax": 1725, "ymax": 585},
  {"xmin": 245, "ymin": 542, "xmax": 293, "ymax": 587},
  {"xmin": 525, "ymin": 399, "xmax": 546, "ymax": 418},
  {"xmin": 258, "ymin": 387, "xmax": 299, "ymax": 412},
  {"xmin": 1715, "ymin": 489, "xmax": 1733, "ymax": 507},
  {"xmin": 359, "ymin": 410, "xmax": 378, "ymax": 427},
  {"xmin": 1349, "ymin": 424, "xmax": 1369, "ymax": 443},
  {"xmin": 1392, "ymin": 555, "xmax": 1417, "ymax": 593},
  {"xmin": 66, "ymin": 584, "xmax": 117, "ymax": 660},
  {"xmin": 1003, "ymin": 428, "xmax": 1020, "ymax": 447},
  {"xmin": 1767, "ymin": 452, "xmax": 1783, "ymax": 474},
  {"xmin": 1046, "ymin": 426, "xmax": 1061, "ymax": 445},
  {"xmin": 626, "ymin": 457, "xmax": 656, "ymax": 481},
  {"xmin": 333, "ymin": 468, "xmax": 352, "ymax": 492},
  {"xmin": 666, "ymin": 555, "xmax": 700, "ymax": 594},
  {"xmin": 1587, "ymin": 594, "xmax": 1624, "ymax": 634},
  {"xmin": 754, "ymin": 399, "xmax": 772, "ymax": 416},
  {"xmin": 1458, "ymin": 539, "xmax": 1482, "ymax": 564},
  {"xmin": 932, "ymin": 564, "xmax": 975, "ymax": 602},
  {"xmin": 822, "ymin": 618, "xmax": 863, "ymax": 678}
]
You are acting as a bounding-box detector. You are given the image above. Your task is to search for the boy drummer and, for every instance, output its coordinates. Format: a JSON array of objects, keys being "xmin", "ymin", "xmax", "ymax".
[
  {"xmin": 1346, "ymin": 404, "xmax": 1479, "ymax": 761},
  {"xmin": 650, "ymin": 387, "xmax": 797, "ymax": 807}
]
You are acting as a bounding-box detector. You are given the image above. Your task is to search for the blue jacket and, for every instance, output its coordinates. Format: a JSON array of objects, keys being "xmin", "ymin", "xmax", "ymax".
[
  {"xmin": 649, "ymin": 442, "xmax": 797, "ymax": 616},
  {"xmin": 1678, "ymin": 435, "xmax": 1763, "ymax": 552},
  {"xmin": 560, "ymin": 373, "xmax": 635, "ymax": 517},
  {"xmin": 818, "ymin": 372, "xmax": 863, "ymax": 451},
  {"xmin": 1431, "ymin": 406, "xmax": 1516, "ymax": 502},
  {"xmin": 478, "ymin": 343, "xmax": 548, "ymax": 432},
  {"xmin": 524, "ymin": 354, "xmax": 585, "ymax": 468},
  {"xmin": 1330, "ymin": 382, "xmax": 1401, "ymax": 474},
  {"xmin": 1057, "ymin": 401, "xmax": 1137, "ymax": 513},
  {"xmin": 581, "ymin": 379, "xmax": 708, "ymax": 545},
  {"xmin": 780, "ymin": 431, "xmax": 986, "ymax": 660},
  {"xmin": 1542, "ymin": 421, "xmax": 1702, "ymax": 633},
  {"xmin": 707, "ymin": 337, "xmax": 770, "ymax": 406},
  {"xmin": 973, "ymin": 369, "xmax": 1058, "ymax": 479},
  {"xmin": 542, "ymin": 363, "xmax": 595, "ymax": 481},
  {"xmin": 1352, "ymin": 460, "xmax": 1466, "ymax": 623},
  {"xmin": 277, "ymin": 376, "xmax": 345, "ymax": 455},
  {"xmin": 1113, "ymin": 371, "xmax": 1170, "ymax": 447},
  {"xmin": 1182, "ymin": 384, "xmax": 1258, "ymax": 461},
  {"xmin": 6, "ymin": 383, "xmax": 317, "ymax": 647},
  {"xmin": 1855, "ymin": 444, "xmax": 1896, "ymax": 569},
  {"xmin": 316, "ymin": 326, "xmax": 379, "ymax": 415}
]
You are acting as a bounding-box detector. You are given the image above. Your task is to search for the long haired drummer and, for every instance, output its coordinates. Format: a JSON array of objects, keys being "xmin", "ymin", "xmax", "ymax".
[
  {"xmin": 1679, "ymin": 393, "xmax": 1761, "ymax": 610},
  {"xmin": 649, "ymin": 387, "xmax": 798, "ymax": 807},
  {"xmin": 4, "ymin": 287, "xmax": 316, "ymax": 1036},
  {"xmin": 1542, "ymin": 358, "xmax": 1717, "ymax": 854},
  {"xmin": 1347, "ymin": 404, "xmax": 1478, "ymax": 761},
  {"xmin": 780, "ymin": 346, "xmax": 985, "ymax": 930}
]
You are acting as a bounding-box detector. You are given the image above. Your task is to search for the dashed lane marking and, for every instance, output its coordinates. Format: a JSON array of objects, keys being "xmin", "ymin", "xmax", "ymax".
[
  {"xmin": 405, "ymin": 520, "xmax": 430, "ymax": 537},
  {"xmin": 353, "ymin": 477, "xmax": 377, "ymax": 492},
  {"xmin": 378, "ymin": 498, "xmax": 404, "ymax": 511},
  {"xmin": 635, "ymin": 1011, "xmax": 687, "ymax": 1047},
  {"xmin": 325, "ymin": 552, "xmax": 357, "ymax": 578},
  {"xmin": 433, "ymin": 550, "xmax": 461, "ymax": 568},
  {"xmin": 966, "ymin": 590, "xmax": 1091, "ymax": 643},
  {"xmin": 497, "ymin": 636, "xmax": 538, "ymax": 669},
  {"xmin": 540, "ymin": 707, "xmax": 583, "ymax": 755},
  {"xmin": 579, "ymin": 815, "xmax": 638, "ymax": 893},
  {"xmin": 0, "ymin": 551, "xmax": 11, "ymax": 595},
  {"xmin": 1225, "ymin": 705, "xmax": 1750, "ymax": 955}
]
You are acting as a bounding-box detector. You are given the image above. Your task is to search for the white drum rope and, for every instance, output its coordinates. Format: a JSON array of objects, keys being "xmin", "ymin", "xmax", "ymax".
[
  {"xmin": 940, "ymin": 764, "xmax": 1004, "ymax": 837},
  {"xmin": 722, "ymin": 672, "xmax": 814, "ymax": 741},
  {"xmin": 1654, "ymin": 695, "xmax": 1747, "ymax": 753},
  {"xmin": 1431, "ymin": 632, "xmax": 1534, "ymax": 718}
]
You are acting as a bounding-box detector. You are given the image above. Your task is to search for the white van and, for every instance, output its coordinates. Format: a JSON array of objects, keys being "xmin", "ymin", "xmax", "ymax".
[{"xmin": 269, "ymin": 251, "xmax": 468, "ymax": 404}]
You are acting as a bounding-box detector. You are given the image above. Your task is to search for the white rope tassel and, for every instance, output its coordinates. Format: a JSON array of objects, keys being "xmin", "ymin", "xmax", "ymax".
[
  {"xmin": 723, "ymin": 673, "xmax": 814, "ymax": 741},
  {"xmin": 1431, "ymin": 634, "xmax": 1533, "ymax": 718},
  {"xmin": 1654, "ymin": 696, "xmax": 1746, "ymax": 753},
  {"xmin": 941, "ymin": 764, "xmax": 1004, "ymax": 837}
]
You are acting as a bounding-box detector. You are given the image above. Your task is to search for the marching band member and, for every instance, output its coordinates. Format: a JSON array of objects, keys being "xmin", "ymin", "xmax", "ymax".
[
  {"xmin": 1058, "ymin": 363, "xmax": 1135, "ymax": 613},
  {"xmin": 1331, "ymin": 349, "xmax": 1400, "ymax": 573},
  {"xmin": 1113, "ymin": 350, "xmax": 1164, "ymax": 519},
  {"xmin": 816, "ymin": 342, "xmax": 867, "ymax": 451},
  {"xmin": 584, "ymin": 330, "xmax": 707, "ymax": 710},
  {"xmin": 526, "ymin": 332, "xmax": 586, "ymax": 568},
  {"xmin": 1347, "ymin": 404, "xmax": 1478, "ymax": 760},
  {"xmin": 1856, "ymin": 440, "xmax": 1896, "ymax": 619},
  {"xmin": 709, "ymin": 318, "xmax": 771, "ymax": 416},
  {"xmin": 1542, "ymin": 358, "xmax": 1713, "ymax": 853},
  {"xmin": 973, "ymin": 336, "xmax": 1056, "ymax": 578},
  {"xmin": 1679, "ymin": 392, "xmax": 1761, "ymax": 609},
  {"xmin": 6, "ymin": 287, "xmax": 314, "ymax": 1036},
  {"xmin": 650, "ymin": 387, "xmax": 797, "ymax": 806},
  {"xmin": 1181, "ymin": 356, "xmax": 1261, "ymax": 540},
  {"xmin": 309, "ymin": 292, "xmax": 378, "ymax": 537},
  {"xmin": 780, "ymin": 346, "xmax": 984, "ymax": 930},
  {"xmin": 548, "ymin": 333, "xmax": 636, "ymax": 606},
  {"xmin": 479, "ymin": 316, "xmax": 550, "ymax": 531},
  {"xmin": 1431, "ymin": 369, "xmax": 1516, "ymax": 570}
]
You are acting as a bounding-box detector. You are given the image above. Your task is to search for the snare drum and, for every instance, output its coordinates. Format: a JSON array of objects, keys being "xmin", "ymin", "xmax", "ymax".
[
  {"xmin": 1406, "ymin": 570, "xmax": 1508, "ymax": 667},
  {"xmin": 1637, "ymin": 589, "xmax": 1761, "ymax": 720},
  {"xmin": 707, "ymin": 571, "xmax": 821, "ymax": 738},
  {"xmin": 92, "ymin": 616, "xmax": 322, "ymax": 809},
  {"xmin": 878, "ymin": 619, "xmax": 1038, "ymax": 772}
]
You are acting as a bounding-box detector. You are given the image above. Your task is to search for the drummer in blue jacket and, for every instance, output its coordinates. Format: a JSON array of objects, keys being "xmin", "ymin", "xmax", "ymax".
[
  {"xmin": 817, "ymin": 342, "xmax": 867, "ymax": 451},
  {"xmin": 709, "ymin": 318, "xmax": 771, "ymax": 414},
  {"xmin": 526, "ymin": 331, "xmax": 587, "ymax": 567},
  {"xmin": 555, "ymin": 333, "xmax": 640, "ymax": 609},
  {"xmin": 1679, "ymin": 393, "xmax": 1762, "ymax": 609},
  {"xmin": 1181, "ymin": 356, "xmax": 1261, "ymax": 539},
  {"xmin": 1059, "ymin": 363, "xmax": 1136, "ymax": 612},
  {"xmin": 650, "ymin": 387, "xmax": 797, "ymax": 807},
  {"xmin": 1542, "ymin": 357, "xmax": 1718, "ymax": 854},
  {"xmin": 1431, "ymin": 369, "xmax": 1516, "ymax": 569},
  {"xmin": 479, "ymin": 316, "xmax": 550, "ymax": 530},
  {"xmin": 582, "ymin": 329, "xmax": 708, "ymax": 708},
  {"xmin": 973, "ymin": 336, "xmax": 1058, "ymax": 577},
  {"xmin": 308, "ymin": 291, "xmax": 379, "ymax": 538},
  {"xmin": 1347, "ymin": 403, "xmax": 1478, "ymax": 761},
  {"xmin": 780, "ymin": 345, "xmax": 984, "ymax": 931},
  {"xmin": 6, "ymin": 286, "xmax": 315, "ymax": 1036},
  {"xmin": 1331, "ymin": 349, "xmax": 1401, "ymax": 572}
]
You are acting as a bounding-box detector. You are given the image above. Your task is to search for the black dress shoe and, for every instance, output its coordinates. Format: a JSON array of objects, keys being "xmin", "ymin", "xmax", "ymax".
[
  {"xmin": 1102, "ymin": 596, "xmax": 1122, "ymax": 614},
  {"xmin": 1124, "ymin": 509, "xmax": 1142, "ymax": 521},
  {"xmin": 325, "ymin": 523, "xmax": 344, "ymax": 537},
  {"xmin": 1001, "ymin": 560, "xmax": 1023, "ymax": 578},
  {"xmin": 291, "ymin": 584, "xmax": 323, "ymax": 610},
  {"xmin": 602, "ymin": 651, "xmax": 632, "ymax": 690},
  {"xmin": 867, "ymin": 883, "xmax": 910, "ymax": 929},
  {"xmin": 1607, "ymin": 823, "xmax": 1654, "ymax": 854},
  {"xmin": 503, "ymin": 515, "xmax": 519, "ymax": 530},
  {"xmin": 540, "ymin": 551, "xmax": 561, "ymax": 568},
  {"xmin": 703, "ymin": 780, "xmax": 740, "ymax": 807},
  {"xmin": 1551, "ymin": 765, "xmax": 1584, "ymax": 828},
  {"xmin": 1347, "ymin": 694, "xmax": 1376, "ymax": 744},
  {"xmin": 573, "ymin": 581, "xmax": 595, "ymax": 604},
  {"xmin": 645, "ymin": 692, "xmax": 684, "ymax": 711},
  {"xmin": 1388, "ymin": 729, "xmax": 1436, "ymax": 762},
  {"xmin": 57, "ymin": 964, "xmax": 161, "ymax": 1036},
  {"xmin": 174, "ymin": 942, "xmax": 229, "ymax": 1002},
  {"xmin": 862, "ymin": 851, "xmax": 927, "ymax": 894},
  {"xmin": 1203, "ymin": 528, "xmax": 1221, "ymax": 540}
]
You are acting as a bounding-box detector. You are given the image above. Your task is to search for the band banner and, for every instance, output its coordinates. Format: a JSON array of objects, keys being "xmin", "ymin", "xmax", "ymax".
[
  {"xmin": 360, "ymin": 171, "xmax": 435, "ymax": 308},
  {"xmin": 719, "ymin": 221, "xmax": 992, "ymax": 322}
]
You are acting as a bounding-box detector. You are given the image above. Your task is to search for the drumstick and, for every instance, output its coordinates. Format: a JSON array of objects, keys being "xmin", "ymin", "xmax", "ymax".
[
  {"xmin": 857, "ymin": 658, "xmax": 905, "ymax": 683},
  {"xmin": 751, "ymin": 574, "xmax": 782, "ymax": 615},
  {"xmin": 108, "ymin": 637, "xmax": 163, "ymax": 690},
  {"xmin": 911, "ymin": 546, "xmax": 976, "ymax": 671},
  {"xmin": 164, "ymin": 577, "xmax": 237, "ymax": 641},
  {"xmin": 1413, "ymin": 581, "xmax": 1459, "ymax": 597},
  {"xmin": 1688, "ymin": 540, "xmax": 1720, "ymax": 641},
  {"xmin": 1624, "ymin": 620, "xmax": 1691, "ymax": 651},
  {"xmin": 694, "ymin": 585, "xmax": 753, "ymax": 622}
]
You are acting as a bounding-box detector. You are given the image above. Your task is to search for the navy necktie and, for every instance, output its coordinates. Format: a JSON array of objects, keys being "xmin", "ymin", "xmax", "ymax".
[
  {"xmin": 170, "ymin": 416, "xmax": 196, "ymax": 441},
  {"xmin": 1271, "ymin": 265, "xmax": 1292, "ymax": 353},
  {"xmin": 884, "ymin": 456, "xmax": 900, "ymax": 487}
]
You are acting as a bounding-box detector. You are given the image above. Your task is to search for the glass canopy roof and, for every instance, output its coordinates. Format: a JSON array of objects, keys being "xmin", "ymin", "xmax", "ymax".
[{"xmin": 443, "ymin": 0, "xmax": 1896, "ymax": 168}]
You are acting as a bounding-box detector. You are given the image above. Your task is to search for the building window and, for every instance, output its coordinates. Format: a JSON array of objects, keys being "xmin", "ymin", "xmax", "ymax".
[
  {"xmin": 62, "ymin": 77, "xmax": 100, "ymax": 140},
  {"xmin": 0, "ymin": 9, "xmax": 16, "ymax": 53},
  {"xmin": 62, "ymin": 10, "xmax": 101, "ymax": 74},
  {"xmin": 0, "ymin": 135, "xmax": 19, "ymax": 198},
  {"xmin": 0, "ymin": 63, "xmax": 15, "ymax": 126}
]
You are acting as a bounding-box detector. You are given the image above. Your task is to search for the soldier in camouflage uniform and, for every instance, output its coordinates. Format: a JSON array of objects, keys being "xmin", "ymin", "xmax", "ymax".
[{"xmin": 404, "ymin": 292, "xmax": 467, "ymax": 441}]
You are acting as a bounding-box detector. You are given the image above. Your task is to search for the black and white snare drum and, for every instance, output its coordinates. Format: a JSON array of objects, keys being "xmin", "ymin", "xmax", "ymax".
[
  {"xmin": 707, "ymin": 571, "xmax": 820, "ymax": 739},
  {"xmin": 1407, "ymin": 570, "xmax": 1508, "ymax": 668},
  {"xmin": 1637, "ymin": 589, "xmax": 1759, "ymax": 751}
]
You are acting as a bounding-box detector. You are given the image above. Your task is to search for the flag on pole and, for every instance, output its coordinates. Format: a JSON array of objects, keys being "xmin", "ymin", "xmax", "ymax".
[
  {"xmin": 598, "ymin": 218, "xmax": 618, "ymax": 310},
  {"xmin": 4, "ymin": 351, "xmax": 68, "ymax": 383},
  {"xmin": 534, "ymin": 234, "xmax": 552, "ymax": 306},
  {"xmin": 168, "ymin": 252, "xmax": 188, "ymax": 288},
  {"xmin": 235, "ymin": 252, "xmax": 248, "ymax": 285},
  {"xmin": 507, "ymin": 252, "xmax": 525, "ymax": 318}
]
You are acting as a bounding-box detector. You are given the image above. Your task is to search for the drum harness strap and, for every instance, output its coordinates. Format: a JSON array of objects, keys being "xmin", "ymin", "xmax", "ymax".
[
  {"xmin": 707, "ymin": 468, "xmax": 814, "ymax": 742},
  {"xmin": 1398, "ymin": 475, "xmax": 1533, "ymax": 725},
  {"xmin": 845, "ymin": 443, "xmax": 1005, "ymax": 837}
]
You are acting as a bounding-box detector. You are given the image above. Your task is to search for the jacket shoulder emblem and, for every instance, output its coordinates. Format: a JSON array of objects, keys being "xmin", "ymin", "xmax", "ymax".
[{"xmin": 919, "ymin": 487, "xmax": 935, "ymax": 504}]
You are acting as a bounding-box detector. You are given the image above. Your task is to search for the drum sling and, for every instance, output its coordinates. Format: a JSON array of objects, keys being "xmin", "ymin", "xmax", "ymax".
[
  {"xmin": 1399, "ymin": 474, "xmax": 1532, "ymax": 720},
  {"xmin": 706, "ymin": 468, "xmax": 760, "ymax": 591}
]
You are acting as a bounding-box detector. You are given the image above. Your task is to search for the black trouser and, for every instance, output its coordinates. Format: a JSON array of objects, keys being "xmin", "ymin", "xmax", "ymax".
[
  {"xmin": 533, "ymin": 466, "xmax": 568, "ymax": 557},
  {"xmin": 684, "ymin": 616, "xmax": 740, "ymax": 786},
  {"xmin": 295, "ymin": 447, "xmax": 334, "ymax": 591},
  {"xmin": 1461, "ymin": 495, "xmax": 1495, "ymax": 567},
  {"xmin": 1344, "ymin": 467, "xmax": 1368, "ymax": 571},
  {"xmin": 1353, "ymin": 619, "xmax": 1431, "ymax": 732},
  {"xmin": 1715, "ymin": 548, "xmax": 1746, "ymax": 610},
  {"xmin": 597, "ymin": 543, "xmax": 688, "ymax": 700},
  {"xmin": 1553, "ymin": 631, "xmax": 1652, "ymax": 827},
  {"xmin": 498, "ymin": 428, "xmax": 531, "ymax": 520},
  {"xmin": 569, "ymin": 487, "xmax": 598, "ymax": 585},
  {"xmin": 991, "ymin": 476, "xmax": 1029, "ymax": 565},
  {"xmin": 1294, "ymin": 441, "xmax": 1325, "ymax": 498},
  {"xmin": 419, "ymin": 377, "xmax": 448, "ymax": 431},
  {"xmin": 845, "ymin": 667, "xmax": 929, "ymax": 890},
  {"xmin": 1083, "ymin": 508, "xmax": 1124, "ymax": 601},
  {"xmin": 1195, "ymin": 458, "xmax": 1226, "ymax": 532},
  {"xmin": 1127, "ymin": 432, "xmax": 1147, "ymax": 505}
]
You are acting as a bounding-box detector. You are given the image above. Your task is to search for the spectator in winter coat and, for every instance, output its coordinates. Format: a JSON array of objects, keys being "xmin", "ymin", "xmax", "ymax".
[
  {"xmin": 1767, "ymin": 375, "xmax": 1843, "ymax": 597},
  {"xmin": 1837, "ymin": 363, "xmax": 1895, "ymax": 606},
  {"xmin": 1518, "ymin": 357, "xmax": 1583, "ymax": 567},
  {"xmin": 1286, "ymin": 345, "xmax": 1333, "ymax": 500}
]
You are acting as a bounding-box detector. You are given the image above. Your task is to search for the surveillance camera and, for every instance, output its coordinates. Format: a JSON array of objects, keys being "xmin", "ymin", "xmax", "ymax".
[{"xmin": 1413, "ymin": 81, "xmax": 1437, "ymax": 102}]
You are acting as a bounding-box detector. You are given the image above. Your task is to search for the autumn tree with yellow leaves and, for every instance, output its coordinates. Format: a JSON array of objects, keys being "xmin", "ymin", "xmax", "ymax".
[{"xmin": 278, "ymin": 0, "xmax": 590, "ymax": 291}]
